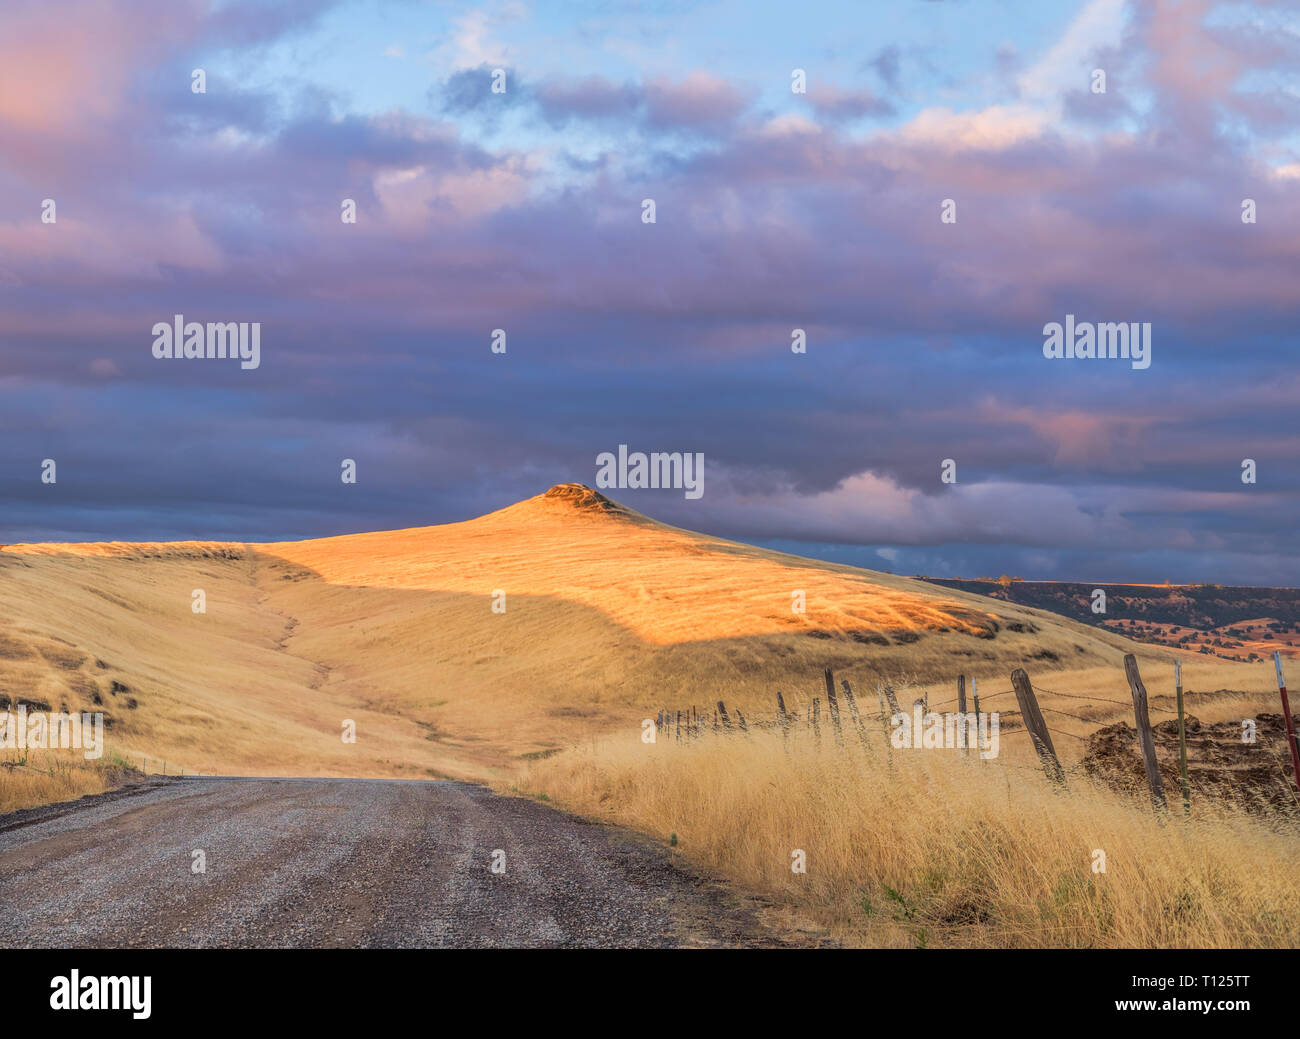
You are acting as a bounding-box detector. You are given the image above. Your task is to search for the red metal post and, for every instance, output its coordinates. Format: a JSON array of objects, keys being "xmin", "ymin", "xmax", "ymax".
[{"xmin": 1274, "ymin": 651, "xmax": 1300, "ymax": 793}]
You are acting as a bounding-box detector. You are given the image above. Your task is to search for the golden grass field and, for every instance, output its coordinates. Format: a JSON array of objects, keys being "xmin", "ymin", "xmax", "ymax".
[
  {"xmin": 2, "ymin": 483, "xmax": 1296, "ymax": 946},
  {"xmin": 522, "ymin": 723, "xmax": 1300, "ymax": 947}
]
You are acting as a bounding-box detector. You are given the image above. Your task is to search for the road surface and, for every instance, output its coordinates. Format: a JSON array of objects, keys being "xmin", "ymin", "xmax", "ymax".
[{"xmin": 0, "ymin": 777, "xmax": 807, "ymax": 948}]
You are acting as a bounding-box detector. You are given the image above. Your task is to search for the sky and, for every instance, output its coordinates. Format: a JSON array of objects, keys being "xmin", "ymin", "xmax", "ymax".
[{"xmin": 1, "ymin": 0, "xmax": 1298, "ymax": 585}]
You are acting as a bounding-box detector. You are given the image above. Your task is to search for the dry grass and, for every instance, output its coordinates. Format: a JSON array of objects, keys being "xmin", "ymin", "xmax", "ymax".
[
  {"xmin": 0, "ymin": 545, "xmax": 449, "ymax": 783},
  {"xmin": 520, "ymin": 723, "xmax": 1300, "ymax": 948},
  {"xmin": 0, "ymin": 748, "xmax": 142, "ymax": 815}
]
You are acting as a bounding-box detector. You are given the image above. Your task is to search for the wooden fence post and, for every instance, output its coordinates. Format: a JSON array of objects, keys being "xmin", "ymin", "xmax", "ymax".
[
  {"xmin": 957, "ymin": 675, "xmax": 969, "ymax": 756},
  {"xmin": 811, "ymin": 698, "xmax": 822, "ymax": 745},
  {"xmin": 675, "ymin": 710, "xmax": 682, "ymax": 743},
  {"xmin": 873, "ymin": 681, "xmax": 894, "ymax": 769},
  {"xmin": 1010, "ymin": 668, "xmax": 1064, "ymax": 785},
  {"xmin": 1273, "ymin": 651, "xmax": 1300, "ymax": 793},
  {"xmin": 841, "ymin": 679, "xmax": 868, "ymax": 746},
  {"xmin": 735, "ymin": 709, "xmax": 748, "ymax": 733},
  {"xmin": 1174, "ymin": 661, "xmax": 1190, "ymax": 813},
  {"xmin": 776, "ymin": 691, "xmax": 789, "ymax": 735},
  {"xmin": 824, "ymin": 668, "xmax": 844, "ymax": 745},
  {"xmin": 882, "ymin": 683, "xmax": 901, "ymax": 717},
  {"xmin": 717, "ymin": 700, "xmax": 732, "ymax": 730},
  {"xmin": 1123, "ymin": 654, "xmax": 1166, "ymax": 810}
]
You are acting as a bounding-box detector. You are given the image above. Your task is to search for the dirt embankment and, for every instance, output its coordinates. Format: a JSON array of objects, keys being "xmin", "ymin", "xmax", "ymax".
[{"xmin": 1082, "ymin": 712, "xmax": 1300, "ymax": 810}]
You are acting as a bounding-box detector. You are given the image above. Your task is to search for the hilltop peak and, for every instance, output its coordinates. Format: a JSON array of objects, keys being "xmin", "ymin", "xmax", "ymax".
[
  {"xmin": 544, "ymin": 482, "xmax": 609, "ymax": 505},
  {"xmin": 457, "ymin": 482, "xmax": 652, "ymax": 529},
  {"xmin": 473, "ymin": 481, "xmax": 644, "ymax": 525},
  {"xmin": 540, "ymin": 483, "xmax": 627, "ymax": 515}
]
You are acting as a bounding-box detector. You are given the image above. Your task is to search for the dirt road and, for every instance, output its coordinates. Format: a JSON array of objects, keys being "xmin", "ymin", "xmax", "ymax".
[{"xmin": 0, "ymin": 777, "xmax": 804, "ymax": 949}]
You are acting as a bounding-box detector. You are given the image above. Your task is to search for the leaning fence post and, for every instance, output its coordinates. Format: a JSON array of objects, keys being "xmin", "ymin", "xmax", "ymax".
[
  {"xmin": 735, "ymin": 709, "xmax": 748, "ymax": 733},
  {"xmin": 841, "ymin": 679, "xmax": 868, "ymax": 746},
  {"xmin": 823, "ymin": 668, "xmax": 844, "ymax": 745},
  {"xmin": 873, "ymin": 684, "xmax": 894, "ymax": 771},
  {"xmin": 882, "ymin": 683, "xmax": 901, "ymax": 717},
  {"xmin": 776, "ymin": 691, "xmax": 790, "ymax": 739},
  {"xmin": 875, "ymin": 679, "xmax": 891, "ymax": 728},
  {"xmin": 1010, "ymin": 668, "xmax": 1064, "ymax": 786},
  {"xmin": 957, "ymin": 675, "xmax": 969, "ymax": 756},
  {"xmin": 1273, "ymin": 651, "xmax": 1300, "ymax": 793},
  {"xmin": 811, "ymin": 698, "xmax": 822, "ymax": 745},
  {"xmin": 971, "ymin": 677, "xmax": 984, "ymax": 763},
  {"xmin": 1174, "ymin": 661, "xmax": 1190, "ymax": 813},
  {"xmin": 717, "ymin": 700, "xmax": 732, "ymax": 730},
  {"xmin": 1123, "ymin": 654, "xmax": 1166, "ymax": 810}
]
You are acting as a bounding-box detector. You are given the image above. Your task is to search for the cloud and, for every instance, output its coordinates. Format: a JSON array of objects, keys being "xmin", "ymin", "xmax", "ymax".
[
  {"xmin": 803, "ymin": 84, "xmax": 895, "ymax": 123},
  {"xmin": 869, "ymin": 45, "xmax": 902, "ymax": 92},
  {"xmin": 893, "ymin": 103, "xmax": 1051, "ymax": 149},
  {"xmin": 434, "ymin": 5, "xmax": 524, "ymax": 70},
  {"xmin": 534, "ymin": 76, "xmax": 641, "ymax": 124},
  {"xmin": 433, "ymin": 67, "xmax": 750, "ymax": 134},
  {"xmin": 1017, "ymin": 0, "xmax": 1128, "ymax": 104},
  {"xmin": 644, "ymin": 72, "xmax": 749, "ymax": 131},
  {"xmin": 0, "ymin": 0, "xmax": 1297, "ymax": 585},
  {"xmin": 434, "ymin": 65, "xmax": 523, "ymax": 116}
]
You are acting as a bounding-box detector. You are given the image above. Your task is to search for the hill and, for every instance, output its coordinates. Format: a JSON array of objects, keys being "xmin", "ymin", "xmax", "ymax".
[{"xmin": 0, "ymin": 485, "xmax": 1270, "ymax": 786}]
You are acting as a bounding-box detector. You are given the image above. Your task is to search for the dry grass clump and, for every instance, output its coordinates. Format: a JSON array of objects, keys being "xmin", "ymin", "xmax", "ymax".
[{"xmin": 0, "ymin": 747, "xmax": 141, "ymax": 815}]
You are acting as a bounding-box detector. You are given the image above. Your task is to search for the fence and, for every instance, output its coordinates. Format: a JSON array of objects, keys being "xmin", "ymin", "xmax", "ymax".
[
  {"xmin": 0, "ymin": 750, "xmax": 201, "ymax": 778},
  {"xmin": 131, "ymin": 753, "xmax": 201, "ymax": 777},
  {"xmin": 650, "ymin": 650, "xmax": 1300, "ymax": 813}
]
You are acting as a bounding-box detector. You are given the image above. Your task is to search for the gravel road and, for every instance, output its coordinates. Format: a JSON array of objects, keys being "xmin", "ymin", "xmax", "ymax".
[{"xmin": 0, "ymin": 778, "xmax": 810, "ymax": 948}]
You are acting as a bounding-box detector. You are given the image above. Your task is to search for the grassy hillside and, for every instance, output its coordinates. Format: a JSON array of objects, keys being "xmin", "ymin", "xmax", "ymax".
[{"xmin": 0, "ymin": 484, "xmax": 1276, "ymax": 802}]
